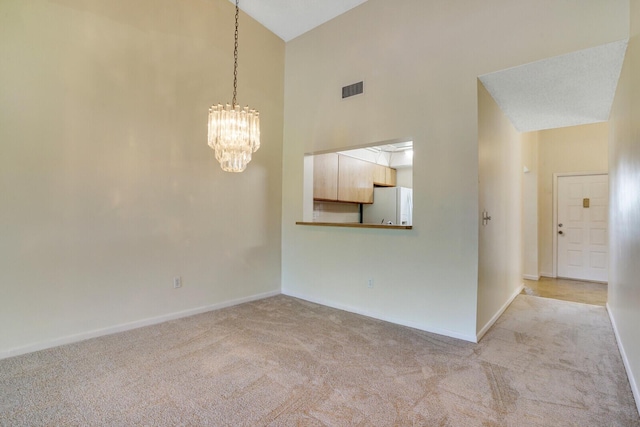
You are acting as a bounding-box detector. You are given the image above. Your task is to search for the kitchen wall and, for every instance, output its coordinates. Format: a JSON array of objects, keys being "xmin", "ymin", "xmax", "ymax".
[
  {"xmin": 313, "ymin": 202, "xmax": 360, "ymax": 223},
  {"xmin": 608, "ymin": 0, "xmax": 640, "ymax": 411},
  {"xmin": 535, "ymin": 123, "xmax": 609, "ymax": 277},
  {"xmin": 477, "ymin": 82, "xmax": 523, "ymax": 337},
  {"xmin": 281, "ymin": 0, "xmax": 628, "ymax": 341},
  {"xmin": 395, "ymin": 167, "xmax": 413, "ymax": 189},
  {"xmin": 0, "ymin": 0, "xmax": 284, "ymax": 357}
]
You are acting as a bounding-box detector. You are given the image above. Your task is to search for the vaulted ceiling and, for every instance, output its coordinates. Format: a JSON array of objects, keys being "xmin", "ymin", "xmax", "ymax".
[
  {"xmin": 232, "ymin": 0, "xmax": 368, "ymax": 42},
  {"xmin": 234, "ymin": 1, "xmax": 628, "ymax": 133}
]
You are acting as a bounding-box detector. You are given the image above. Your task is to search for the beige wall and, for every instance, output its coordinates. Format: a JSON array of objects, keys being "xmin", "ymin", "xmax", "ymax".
[
  {"xmin": 608, "ymin": 0, "xmax": 640, "ymax": 411},
  {"xmin": 282, "ymin": 0, "xmax": 628, "ymax": 341},
  {"xmin": 536, "ymin": 123, "xmax": 609, "ymax": 277},
  {"xmin": 521, "ymin": 132, "xmax": 540, "ymax": 279},
  {"xmin": 477, "ymin": 82, "xmax": 523, "ymax": 336},
  {"xmin": 0, "ymin": 0, "xmax": 284, "ymax": 356}
]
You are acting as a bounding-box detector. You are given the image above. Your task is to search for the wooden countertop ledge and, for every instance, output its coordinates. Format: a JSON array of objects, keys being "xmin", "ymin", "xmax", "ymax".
[{"xmin": 296, "ymin": 222, "xmax": 412, "ymax": 230}]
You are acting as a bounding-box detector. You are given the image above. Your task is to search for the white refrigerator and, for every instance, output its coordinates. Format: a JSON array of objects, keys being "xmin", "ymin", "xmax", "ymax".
[{"xmin": 363, "ymin": 187, "xmax": 413, "ymax": 225}]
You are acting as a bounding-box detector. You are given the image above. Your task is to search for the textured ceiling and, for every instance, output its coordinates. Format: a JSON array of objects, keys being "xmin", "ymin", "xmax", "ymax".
[
  {"xmin": 479, "ymin": 40, "xmax": 628, "ymax": 133},
  {"xmin": 232, "ymin": 0, "xmax": 368, "ymax": 42}
]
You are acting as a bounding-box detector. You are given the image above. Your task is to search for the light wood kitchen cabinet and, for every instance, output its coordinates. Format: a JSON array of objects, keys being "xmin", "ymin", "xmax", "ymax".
[
  {"xmin": 313, "ymin": 153, "xmax": 395, "ymax": 203},
  {"xmin": 337, "ymin": 155, "xmax": 374, "ymax": 204},
  {"xmin": 373, "ymin": 164, "xmax": 397, "ymax": 187},
  {"xmin": 373, "ymin": 164, "xmax": 386, "ymax": 185},
  {"xmin": 313, "ymin": 153, "xmax": 339, "ymax": 201},
  {"xmin": 385, "ymin": 167, "xmax": 397, "ymax": 186}
]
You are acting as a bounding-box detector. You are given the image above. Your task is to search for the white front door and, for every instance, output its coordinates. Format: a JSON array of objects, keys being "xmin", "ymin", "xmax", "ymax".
[{"xmin": 557, "ymin": 174, "xmax": 608, "ymax": 282}]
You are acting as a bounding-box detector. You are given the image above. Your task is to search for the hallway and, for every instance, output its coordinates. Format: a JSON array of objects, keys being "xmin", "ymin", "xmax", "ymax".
[{"xmin": 522, "ymin": 277, "xmax": 608, "ymax": 306}]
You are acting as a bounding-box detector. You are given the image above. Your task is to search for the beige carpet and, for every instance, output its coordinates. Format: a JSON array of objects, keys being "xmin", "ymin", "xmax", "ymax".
[{"xmin": 0, "ymin": 295, "xmax": 638, "ymax": 426}]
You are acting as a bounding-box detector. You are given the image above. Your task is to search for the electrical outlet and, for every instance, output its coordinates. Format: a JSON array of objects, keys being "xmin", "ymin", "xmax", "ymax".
[
  {"xmin": 367, "ymin": 279, "xmax": 374, "ymax": 289},
  {"xmin": 173, "ymin": 276, "xmax": 182, "ymax": 289}
]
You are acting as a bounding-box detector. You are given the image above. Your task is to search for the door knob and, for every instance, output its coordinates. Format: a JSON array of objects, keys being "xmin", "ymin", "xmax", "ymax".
[
  {"xmin": 558, "ymin": 223, "xmax": 563, "ymax": 227},
  {"xmin": 558, "ymin": 230, "xmax": 564, "ymax": 235}
]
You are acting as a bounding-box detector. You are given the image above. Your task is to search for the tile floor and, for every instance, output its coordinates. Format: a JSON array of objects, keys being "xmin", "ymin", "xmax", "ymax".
[{"xmin": 521, "ymin": 276, "xmax": 608, "ymax": 306}]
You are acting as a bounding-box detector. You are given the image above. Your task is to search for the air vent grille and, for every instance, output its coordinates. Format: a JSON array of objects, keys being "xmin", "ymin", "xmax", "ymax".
[{"xmin": 342, "ymin": 81, "xmax": 364, "ymax": 99}]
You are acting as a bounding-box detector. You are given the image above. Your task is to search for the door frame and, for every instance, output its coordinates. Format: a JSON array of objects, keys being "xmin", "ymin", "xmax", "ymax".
[{"xmin": 552, "ymin": 171, "xmax": 608, "ymax": 278}]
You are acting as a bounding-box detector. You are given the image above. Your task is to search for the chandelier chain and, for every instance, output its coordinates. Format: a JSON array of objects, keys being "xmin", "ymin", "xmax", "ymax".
[{"xmin": 232, "ymin": 0, "xmax": 239, "ymax": 107}]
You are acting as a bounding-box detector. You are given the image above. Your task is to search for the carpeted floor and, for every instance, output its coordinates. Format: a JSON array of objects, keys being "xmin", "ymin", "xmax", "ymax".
[{"xmin": 0, "ymin": 295, "xmax": 638, "ymax": 426}]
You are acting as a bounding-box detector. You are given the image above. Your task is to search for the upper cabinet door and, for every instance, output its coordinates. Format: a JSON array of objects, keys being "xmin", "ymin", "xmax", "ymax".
[
  {"xmin": 337, "ymin": 155, "xmax": 374, "ymax": 204},
  {"xmin": 385, "ymin": 167, "xmax": 397, "ymax": 187},
  {"xmin": 373, "ymin": 164, "xmax": 397, "ymax": 187},
  {"xmin": 373, "ymin": 164, "xmax": 387, "ymax": 185},
  {"xmin": 313, "ymin": 153, "xmax": 339, "ymax": 201}
]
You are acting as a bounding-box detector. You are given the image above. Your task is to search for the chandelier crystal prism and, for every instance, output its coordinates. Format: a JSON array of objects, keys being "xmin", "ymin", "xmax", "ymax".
[{"xmin": 207, "ymin": 0, "xmax": 260, "ymax": 173}]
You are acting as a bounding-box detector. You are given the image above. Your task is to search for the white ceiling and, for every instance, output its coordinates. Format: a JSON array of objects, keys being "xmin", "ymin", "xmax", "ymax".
[
  {"xmin": 338, "ymin": 141, "xmax": 413, "ymax": 168},
  {"xmin": 479, "ymin": 40, "xmax": 628, "ymax": 133},
  {"xmin": 232, "ymin": 0, "xmax": 368, "ymax": 42}
]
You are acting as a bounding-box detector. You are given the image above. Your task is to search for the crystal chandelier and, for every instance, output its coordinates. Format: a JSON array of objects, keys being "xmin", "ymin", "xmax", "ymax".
[{"xmin": 208, "ymin": 0, "xmax": 260, "ymax": 173}]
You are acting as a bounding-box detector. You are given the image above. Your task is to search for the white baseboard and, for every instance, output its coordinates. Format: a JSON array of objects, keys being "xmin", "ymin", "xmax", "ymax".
[
  {"xmin": 539, "ymin": 272, "xmax": 555, "ymax": 278},
  {"xmin": 281, "ymin": 290, "xmax": 477, "ymax": 343},
  {"xmin": 476, "ymin": 284, "xmax": 524, "ymax": 342},
  {"xmin": 523, "ymin": 274, "xmax": 540, "ymax": 281},
  {"xmin": 606, "ymin": 303, "xmax": 640, "ymax": 417},
  {"xmin": 0, "ymin": 290, "xmax": 280, "ymax": 360}
]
